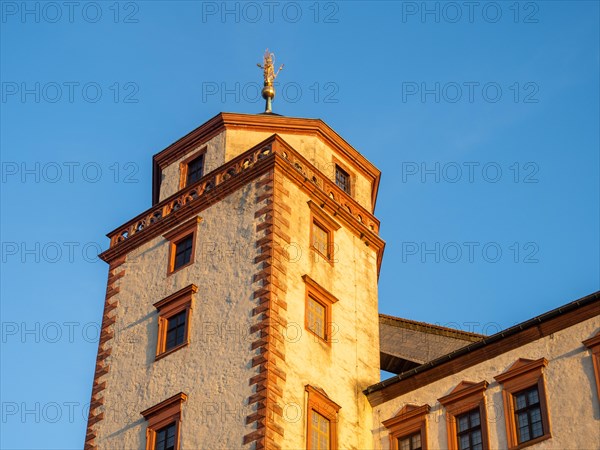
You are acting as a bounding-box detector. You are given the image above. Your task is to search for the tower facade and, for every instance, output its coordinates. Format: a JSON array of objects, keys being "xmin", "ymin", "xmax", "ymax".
[{"xmin": 85, "ymin": 113, "xmax": 385, "ymax": 449}]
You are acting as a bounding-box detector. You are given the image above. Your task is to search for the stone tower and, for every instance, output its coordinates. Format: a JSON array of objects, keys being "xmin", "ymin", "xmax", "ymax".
[{"xmin": 84, "ymin": 112, "xmax": 385, "ymax": 449}]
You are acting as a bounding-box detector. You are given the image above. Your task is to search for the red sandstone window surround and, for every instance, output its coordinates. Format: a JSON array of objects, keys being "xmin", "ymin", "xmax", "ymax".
[
  {"xmin": 153, "ymin": 284, "xmax": 197, "ymax": 360},
  {"xmin": 308, "ymin": 201, "xmax": 340, "ymax": 264},
  {"xmin": 164, "ymin": 216, "xmax": 201, "ymax": 275},
  {"xmin": 382, "ymin": 404, "xmax": 430, "ymax": 450},
  {"xmin": 583, "ymin": 331, "xmax": 600, "ymax": 402},
  {"xmin": 438, "ymin": 381, "xmax": 490, "ymax": 450},
  {"xmin": 494, "ymin": 358, "xmax": 551, "ymax": 450},
  {"xmin": 302, "ymin": 274, "xmax": 339, "ymax": 344},
  {"xmin": 306, "ymin": 385, "xmax": 340, "ymax": 450},
  {"xmin": 141, "ymin": 392, "xmax": 187, "ymax": 450}
]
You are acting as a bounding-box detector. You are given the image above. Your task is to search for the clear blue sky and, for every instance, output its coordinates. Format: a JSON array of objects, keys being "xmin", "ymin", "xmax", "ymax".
[{"xmin": 1, "ymin": 1, "xmax": 598, "ymax": 448}]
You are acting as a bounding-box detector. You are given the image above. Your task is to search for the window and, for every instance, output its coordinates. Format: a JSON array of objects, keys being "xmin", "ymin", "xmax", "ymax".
[
  {"xmin": 494, "ymin": 358, "xmax": 551, "ymax": 449},
  {"xmin": 173, "ymin": 235, "xmax": 193, "ymax": 270},
  {"xmin": 438, "ymin": 381, "xmax": 490, "ymax": 450},
  {"xmin": 154, "ymin": 284, "xmax": 197, "ymax": 359},
  {"xmin": 185, "ymin": 155, "xmax": 204, "ymax": 186},
  {"xmin": 335, "ymin": 164, "xmax": 351, "ymax": 195},
  {"xmin": 456, "ymin": 409, "xmax": 483, "ymax": 450},
  {"xmin": 179, "ymin": 149, "xmax": 206, "ymax": 189},
  {"xmin": 382, "ymin": 404, "xmax": 430, "ymax": 450},
  {"xmin": 312, "ymin": 221, "xmax": 331, "ymax": 259},
  {"xmin": 306, "ymin": 385, "xmax": 340, "ymax": 450},
  {"xmin": 310, "ymin": 410, "xmax": 330, "ymax": 450},
  {"xmin": 583, "ymin": 331, "xmax": 600, "ymax": 402},
  {"xmin": 307, "ymin": 295, "xmax": 326, "ymax": 339},
  {"xmin": 398, "ymin": 432, "xmax": 422, "ymax": 450},
  {"xmin": 164, "ymin": 216, "xmax": 201, "ymax": 274},
  {"xmin": 302, "ymin": 275, "xmax": 339, "ymax": 344},
  {"xmin": 513, "ymin": 386, "xmax": 544, "ymax": 443},
  {"xmin": 154, "ymin": 422, "xmax": 177, "ymax": 450},
  {"xmin": 307, "ymin": 201, "xmax": 340, "ymax": 264},
  {"xmin": 141, "ymin": 392, "xmax": 187, "ymax": 450}
]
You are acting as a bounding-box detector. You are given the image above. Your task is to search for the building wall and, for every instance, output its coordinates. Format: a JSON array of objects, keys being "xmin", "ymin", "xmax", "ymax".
[
  {"xmin": 273, "ymin": 172, "xmax": 380, "ymax": 449},
  {"xmin": 94, "ymin": 175, "xmax": 267, "ymax": 448},
  {"xmin": 372, "ymin": 318, "xmax": 600, "ymax": 450}
]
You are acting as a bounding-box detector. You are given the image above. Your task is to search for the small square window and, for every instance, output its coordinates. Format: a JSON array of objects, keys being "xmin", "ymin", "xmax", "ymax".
[
  {"xmin": 185, "ymin": 155, "xmax": 204, "ymax": 186},
  {"xmin": 335, "ymin": 164, "xmax": 351, "ymax": 195}
]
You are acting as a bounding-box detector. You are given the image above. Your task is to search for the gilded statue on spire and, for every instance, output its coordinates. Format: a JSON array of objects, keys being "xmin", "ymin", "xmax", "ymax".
[{"xmin": 257, "ymin": 49, "xmax": 283, "ymax": 113}]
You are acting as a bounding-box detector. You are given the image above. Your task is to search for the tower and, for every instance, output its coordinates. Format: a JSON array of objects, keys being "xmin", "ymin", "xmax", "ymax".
[{"xmin": 85, "ymin": 69, "xmax": 385, "ymax": 449}]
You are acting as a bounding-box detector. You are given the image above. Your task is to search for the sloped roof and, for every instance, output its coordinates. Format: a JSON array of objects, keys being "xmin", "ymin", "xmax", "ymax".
[{"xmin": 379, "ymin": 314, "xmax": 483, "ymax": 374}]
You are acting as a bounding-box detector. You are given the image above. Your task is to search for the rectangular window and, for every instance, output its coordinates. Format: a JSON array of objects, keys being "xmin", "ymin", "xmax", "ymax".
[
  {"xmin": 154, "ymin": 422, "xmax": 177, "ymax": 450},
  {"xmin": 306, "ymin": 385, "xmax": 340, "ymax": 450},
  {"xmin": 302, "ymin": 275, "xmax": 339, "ymax": 345},
  {"xmin": 165, "ymin": 310, "xmax": 187, "ymax": 351},
  {"xmin": 438, "ymin": 380, "xmax": 489, "ymax": 450},
  {"xmin": 307, "ymin": 296, "xmax": 326, "ymax": 340},
  {"xmin": 308, "ymin": 201, "xmax": 340, "ymax": 265},
  {"xmin": 310, "ymin": 410, "xmax": 330, "ymax": 450},
  {"xmin": 312, "ymin": 220, "xmax": 330, "ymax": 260},
  {"xmin": 141, "ymin": 393, "xmax": 187, "ymax": 450},
  {"xmin": 173, "ymin": 235, "xmax": 193, "ymax": 271},
  {"xmin": 495, "ymin": 358, "xmax": 551, "ymax": 450},
  {"xmin": 154, "ymin": 284, "xmax": 197, "ymax": 360},
  {"xmin": 335, "ymin": 164, "xmax": 351, "ymax": 195},
  {"xmin": 382, "ymin": 404, "xmax": 430, "ymax": 450},
  {"xmin": 164, "ymin": 217, "xmax": 201, "ymax": 275},
  {"xmin": 399, "ymin": 432, "xmax": 422, "ymax": 450},
  {"xmin": 179, "ymin": 149, "xmax": 207, "ymax": 190},
  {"xmin": 456, "ymin": 409, "xmax": 483, "ymax": 450},
  {"xmin": 513, "ymin": 387, "xmax": 544, "ymax": 443},
  {"xmin": 185, "ymin": 154, "xmax": 204, "ymax": 186}
]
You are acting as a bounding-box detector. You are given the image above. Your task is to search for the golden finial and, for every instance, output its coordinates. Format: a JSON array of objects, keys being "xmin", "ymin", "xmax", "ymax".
[{"xmin": 257, "ymin": 49, "xmax": 284, "ymax": 114}]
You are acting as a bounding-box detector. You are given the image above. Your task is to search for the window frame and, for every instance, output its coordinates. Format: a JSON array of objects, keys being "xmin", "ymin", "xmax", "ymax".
[
  {"xmin": 179, "ymin": 148, "xmax": 207, "ymax": 190},
  {"xmin": 331, "ymin": 157, "xmax": 354, "ymax": 197},
  {"xmin": 308, "ymin": 201, "xmax": 341, "ymax": 265},
  {"xmin": 141, "ymin": 392, "xmax": 187, "ymax": 450},
  {"xmin": 164, "ymin": 216, "xmax": 201, "ymax": 275},
  {"xmin": 305, "ymin": 385, "xmax": 341, "ymax": 450},
  {"xmin": 382, "ymin": 404, "xmax": 430, "ymax": 450},
  {"xmin": 583, "ymin": 332, "xmax": 600, "ymax": 403},
  {"xmin": 494, "ymin": 358, "xmax": 551, "ymax": 450},
  {"xmin": 153, "ymin": 284, "xmax": 197, "ymax": 360},
  {"xmin": 302, "ymin": 275, "xmax": 339, "ymax": 345},
  {"xmin": 438, "ymin": 380, "xmax": 490, "ymax": 450}
]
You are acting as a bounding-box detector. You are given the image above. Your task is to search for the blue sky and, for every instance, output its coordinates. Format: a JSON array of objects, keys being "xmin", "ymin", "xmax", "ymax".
[{"xmin": 1, "ymin": 1, "xmax": 598, "ymax": 448}]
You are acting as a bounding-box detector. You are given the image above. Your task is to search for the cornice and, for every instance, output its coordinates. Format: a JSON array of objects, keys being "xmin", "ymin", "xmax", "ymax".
[{"xmin": 151, "ymin": 112, "xmax": 381, "ymax": 211}]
